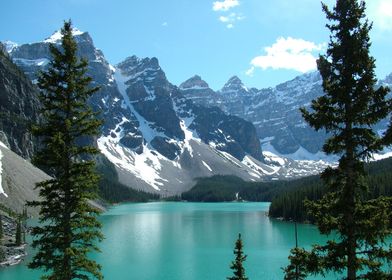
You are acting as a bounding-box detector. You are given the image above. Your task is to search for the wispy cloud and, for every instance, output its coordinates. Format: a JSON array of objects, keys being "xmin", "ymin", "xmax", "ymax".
[
  {"xmin": 368, "ymin": 0, "xmax": 392, "ymax": 31},
  {"xmin": 162, "ymin": 22, "xmax": 168, "ymax": 27},
  {"xmin": 247, "ymin": 37, "xmax": 325, "ymax": 75},
  {"xmin": 218, "ymin": 12, "xmax": 244, "ymax": 28},
  {"xmin": 212, "ymin": 0, "xmax": 239, "ymax": 12},
  {"xmin": 219, "ymin": 16, "xmax": 230, "ymax": 23}
]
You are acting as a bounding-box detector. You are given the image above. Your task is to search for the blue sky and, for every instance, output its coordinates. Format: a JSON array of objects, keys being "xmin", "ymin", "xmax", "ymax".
[{"xmin": 1, "ymin": 0, "xmax": 392, "ymax": 90}]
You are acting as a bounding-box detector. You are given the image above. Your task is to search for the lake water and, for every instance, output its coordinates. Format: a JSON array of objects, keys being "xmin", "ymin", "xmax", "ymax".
[{"xmin": 0, "ymin": 202, "xmax": 337, "ymax": 279}]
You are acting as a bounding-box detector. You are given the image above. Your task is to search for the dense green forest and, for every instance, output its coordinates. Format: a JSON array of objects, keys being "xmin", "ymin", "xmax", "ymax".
[
  {"xmin": 181, "ymin": 175, "xmax": 274, "ymax": 202},
  {"xmin": 181, "ymin": 174, "xmax": 322, "ymax": 202},
  {"xmin": 270, "ymin": 156, "xmax": 392, "ymax": 222},
  {"xmin": 182, "ymin": 156, "xmax": 392, "ymax": 222}
]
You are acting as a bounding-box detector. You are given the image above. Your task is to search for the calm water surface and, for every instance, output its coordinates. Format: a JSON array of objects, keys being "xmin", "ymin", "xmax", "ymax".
[{"xmin": 0, "ymin": 202, "xmax": 337, "ymax": 279}]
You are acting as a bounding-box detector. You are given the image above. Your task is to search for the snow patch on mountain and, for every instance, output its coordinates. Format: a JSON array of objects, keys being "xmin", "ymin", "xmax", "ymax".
[
  {"xmin": 114, "ymin": 67, "xmax": 165, "ymax": 142},
  {"xmin": 181, "ymin": 85, "xmax": 209, "ymax": 91},
  {"xmin": 179, "ymin": 119, "xmax": 196, "ymax": 157},
  {"xmin": 0, "ymin": 141, "xmax": 8, "ymax": 197},
  {"xmin": 2, "ymin": 41, "xmax": 18, "ymax": 53},
  {"xmin": 13, "ymin": 58, "xmax": 49, "ymax": 67},
  {"xmin": 44, "ymin": 28, "xmax": 84, "ymax": 43},
  {"xmin": 202, "ymin": 161, "xmax": 212, "ymax": 172},
  {"xmin": 242, "ymin": 155, "xmax": 279, "ymax": 176},
  {"xmin": 97, "ymin": 118, "xmax": 168, "ymax": 191},
  {"xmin": 261, "ymin": 137, "xmax": 338, "ymax": 163}
]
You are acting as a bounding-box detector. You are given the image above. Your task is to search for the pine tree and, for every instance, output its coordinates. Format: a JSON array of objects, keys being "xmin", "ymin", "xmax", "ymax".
[
  {"xmin": 22, "ymin": 207, "xmax": 27, "ymax": 243},
  {"xmin": 0, "ymin": 215, "xmax": 4, "ymax": 262},
  {"xmin": 227, "ymin": 234, "xmax": 248, "ymax": 280},
  {"xmin": 28, "ymin": 20, "xmax": 103, "ymax": 280},
  {"xmin": 0, "ymin": 215, "xmax": 3, "ymax": 240},
  {"xmin": 284, "ymin": 1, "xmax": 392, "ymax": 279},
  {"xmin": 15, "ymin": 218, "xmax": 22, "ymax": 246},
  {"xmin": 0, "ymin": 247, "xmax": 4, "ymax": 262}
]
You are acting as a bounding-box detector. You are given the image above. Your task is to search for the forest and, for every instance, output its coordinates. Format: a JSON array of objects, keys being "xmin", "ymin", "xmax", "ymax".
[{"xmin": 182, "ymin": 156, "xmax": 392, "ymax": 223}]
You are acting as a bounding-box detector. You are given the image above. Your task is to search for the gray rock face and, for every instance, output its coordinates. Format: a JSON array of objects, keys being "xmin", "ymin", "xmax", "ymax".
[
  {"xmin": 181, "ymin": 72, "xmax": 328, "ymax": 154},
  {"xmin": 181, "ymin": 72, "xmax": 392, "ymax": 156},
  {"xmin": 0, "ymin": 144, "xmax": 49, "ymax": 216},
  {"xmin": 180, "ymin": 75, "xmax": 209, "ymax": 90},
  {"xmin": 0, "ymin": 51, "xmax": 41, "ymax": 159},
  {"xmin": 114, "ymin": 56, "xmax": 263, "ymax": 162}
]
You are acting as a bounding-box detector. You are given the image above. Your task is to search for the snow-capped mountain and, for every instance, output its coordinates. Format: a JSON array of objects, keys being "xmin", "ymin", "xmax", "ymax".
[
  {"xmin": 3, "ymin": 29, "xmax": 391, "ymax": 195},
  {"xmin": 5, "ymin": 29, "xmax": 323, "ymax": 195},
  {"xmin": 180, "ymin": 71, "xmax": 392, "ymax": 158}
]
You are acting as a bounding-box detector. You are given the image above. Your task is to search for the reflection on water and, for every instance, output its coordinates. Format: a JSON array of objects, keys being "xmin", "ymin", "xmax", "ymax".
[{"xmin": 0, "ymin": 202, "xmax": 336, "ymax": 280}]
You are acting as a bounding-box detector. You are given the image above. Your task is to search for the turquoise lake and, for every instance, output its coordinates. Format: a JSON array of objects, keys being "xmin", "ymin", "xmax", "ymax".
[{"xmin": 0, "ymin": 202, "xmax": 337, "ymax": 279}]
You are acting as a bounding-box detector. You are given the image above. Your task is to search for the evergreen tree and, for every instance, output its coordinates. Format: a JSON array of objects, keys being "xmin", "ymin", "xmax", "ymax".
[
  {"xmin": 22, "ymin": 207, "xmax": 27, "ymax": 244},
  {"xmin": 227, "ymin": 234, "xmax": 248, "ymax": 280},
  {"xmin": 0, "ymin": 215, "xmax": 3, "ymax": 240},
  {"xmin": 0, "ymin": 247, "xmax": 4, "ymax": 262},
  {"xmin": 285, "ymin": 1, "xmax": 392, "ymax": 279},
  {"xmin": 28, "ymin": 20, "xmax": 103, "ymax": 280},
  {"xmin": 0, "ymin": 215, "xmax": 4, "ymax": 262},
  {"xmin": 15, "ymin": 218, "xmax": 22, "ymax": 246}
]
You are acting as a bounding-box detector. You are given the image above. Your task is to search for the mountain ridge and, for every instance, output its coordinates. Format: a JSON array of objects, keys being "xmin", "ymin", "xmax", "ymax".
[{"xmin": 4, "ymin": 29, "xmax": 309, "ymax": 196}]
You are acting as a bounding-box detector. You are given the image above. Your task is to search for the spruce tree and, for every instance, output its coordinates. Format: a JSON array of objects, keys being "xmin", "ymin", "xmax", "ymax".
[
  {"xmin": 0, "ymin": 215, "xmax": 4, "ymax": 262},
  {"xmin": 0, "ymin": 215, "xmax": 3, "ymax": 240},
  {"xmin": 15, "ymin": 218, "xmax": 22, "ymax": 246},
  {"xmin": 284, "ymin": 1, "xmax": 392, "ymax": 279},
  {"xmin": 0, "ymin": 247, "xmax": 4, "ymax": 262},
  {"xmin": 28, "ymin": 20, "xmax": 103, "ymax": 280},
  {"xmin": 227, "ymin": 234, "xmax": 248, "ymax": 280}
]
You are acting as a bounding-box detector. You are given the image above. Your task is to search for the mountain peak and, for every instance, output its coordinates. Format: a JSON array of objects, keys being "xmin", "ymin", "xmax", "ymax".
[
  {"xmin": 43, "ymin": 28, "xmax": 85, "ymax": 43},
  {"xmin": 179, "ymin": 75, "xmax": 209, "ymax": 90},
  {"xmin": 384, "ymin": 72, "xmax": 392, "ymax": 84},
  {"xmin": 1, "ymin": 41, "xmax": 18, "ymax": 53},
  {"xmin": 119, "ymin": 56, "xmax": 160, "ymax": 71},
  {"xmin": 221, "ymin": 75, "xmax": 248, "ymax": 93}
]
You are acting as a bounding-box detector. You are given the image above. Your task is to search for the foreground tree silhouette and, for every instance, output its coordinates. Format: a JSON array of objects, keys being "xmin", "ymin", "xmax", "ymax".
[
  {"xmin": 284, "ymin": 1, "xmax": 392, "ymax": 279},
  {"xmin": 28, "ymin": 21, "xmax": 103, "ymax": 280},
  {"xmin": 227, "ymin": 234, "xmax": 248, "ymax": 280}
]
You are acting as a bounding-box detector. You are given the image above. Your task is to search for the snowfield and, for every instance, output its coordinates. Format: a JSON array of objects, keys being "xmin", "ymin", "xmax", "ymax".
[{"xmin": 0, "ymin": 141, "xmax": 8, "ymax": 197}]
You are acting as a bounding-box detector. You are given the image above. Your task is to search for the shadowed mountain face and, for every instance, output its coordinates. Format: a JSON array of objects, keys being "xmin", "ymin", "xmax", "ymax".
[
  {"xmin": 180, "ymin": 71, "xmax": 392, "ymax": 156},
  {"xmin": 0, "ymin": 48, "xmax": 40, "ymax": 158},
  {"xmin": 180, "ymin": 73, "xmax": 327, "ymax": 155}
]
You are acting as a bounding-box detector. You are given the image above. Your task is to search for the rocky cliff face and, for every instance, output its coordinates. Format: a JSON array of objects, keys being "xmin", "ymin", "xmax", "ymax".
[
  {"xmin": 0, "ymin": 49, "xmax": 40, "ymax": 158},
  {"xmin": 180, "ymin": 72, "xmax": 338, "ymax": 155},
  {"xmin": 0, "ymin": 142, "xmax": 49, "ymax": 216}
]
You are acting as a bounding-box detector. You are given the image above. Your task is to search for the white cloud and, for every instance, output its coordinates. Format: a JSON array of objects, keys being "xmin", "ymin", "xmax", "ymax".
[
  {"xmin": 162, "ymin": 22, "xmax": 168, "ymax": 27},
  {"xmin": 247, "ymin": 37, "xmax": 325, "ymax": 74},
  {"xmin": 219, "ymin": 16, "xmax": 230, "ymax": 23},
  {"xmin": 218, "ymin": 12, "xmax": 244, "ymax": 29},
  {"xmin": 368, "ymin": 0, "xmax": 392, "ymax": 31},
  {"xmin": 213, "ymin": 0, "xmax": 239, "ymax": 11},
  {"xmin": 246, "ymin": 67, "xmax": 255, "ymax": 77}
]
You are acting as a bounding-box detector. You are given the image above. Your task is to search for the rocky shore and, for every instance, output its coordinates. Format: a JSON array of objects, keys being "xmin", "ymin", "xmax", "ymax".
[{"xmin": 0, "ymin": 214, "xmax": 27, "ymax": 267}]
